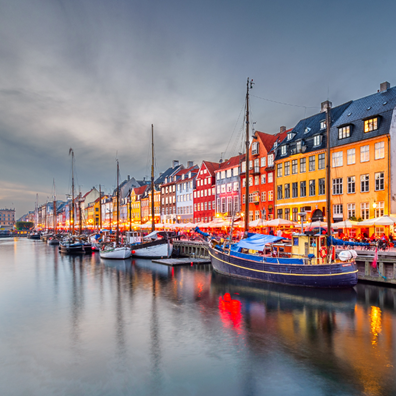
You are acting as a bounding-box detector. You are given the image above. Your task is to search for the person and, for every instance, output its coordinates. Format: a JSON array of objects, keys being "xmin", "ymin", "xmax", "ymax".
[
  {"xmin": 277, "ymin": 229, "xmax": 282, "ymax": 237},
  {"xmin": 370, "ymin": 233, "xmax": 376, "ymax": 242},
  {"xmin": 269, "ymin": 229, "xmax": 274, "ymax": 236},
  {"xmin": 389, "ymin": 234, "xmax": 394, "ymax": 243}
]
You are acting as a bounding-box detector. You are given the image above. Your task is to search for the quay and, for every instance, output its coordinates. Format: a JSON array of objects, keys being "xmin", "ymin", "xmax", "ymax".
[{"xmin": 152, "ymin": 258, "xmax": 210, "ymax": 266}]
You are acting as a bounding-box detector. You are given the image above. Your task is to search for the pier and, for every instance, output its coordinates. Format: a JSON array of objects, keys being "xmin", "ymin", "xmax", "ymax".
[{"xmin": 173, "ymin": 240, "xmax": 209, "ymax": 259}]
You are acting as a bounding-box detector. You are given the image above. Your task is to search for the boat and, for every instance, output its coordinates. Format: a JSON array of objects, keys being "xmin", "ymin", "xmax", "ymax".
[
  {"xmin": 130, "ymin": 125, "xmax": 172, "ymax": 259},
  {"xmin": 28, "ymin": 231, "xmax": 41, "ymax": 240},
  {"xmin": 59, "ymin": 238, "xmax": 85, "ymax": 254},
  {"xmin": 209, "ymin": 78, "xmax": 358, "ymax": 288},
  {"xmin": 129, "ymin": 231, "xmax": 173, "ymax": 259},
  {"xmin": 100, "ymin": 160, "xmax": 131, "ymax": 260}
]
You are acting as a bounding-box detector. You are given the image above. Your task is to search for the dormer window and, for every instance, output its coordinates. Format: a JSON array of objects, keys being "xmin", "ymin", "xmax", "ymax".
[
  {"xmin": 182, "ymin": 174, "xmax": 185, "ymax": 180},
  {"xmin": 287, "ymin": 132, "xmax": 294, "ymax": 140},
  {"xmin": 281, "ymin": 145, "xmax": 287, "ymax": 156},
  {"xmin": 252, "ymin": 142, "xmax": 259, "ymax": 155},
  {"xmin": 268, "ymin": 154, "xmax": 274, "ymax": 167},
  {"xmin": 296, "ymin": 141, "xmax": 302, "ymax": 152},
  {"xmin": 304, "ymin": 127, "xmax": 311, "ymax": 134},
  {"xmin": 338, "ymin": 126, "xmax": 351, "ymax": 139},
  {"xmin": 188, "ymin": 172, "xmax": 191, "ymax": 178},
  {"xmin": 320, "ymin": 120, "xmax": 326, "ymax": 130},
  {"xmin": 165, "ymin": 177, "xmax": 168, "ymax": 184},
  {"xmin": 274, "ymin": 141, "xmax": 278, "ymax": 149},
  {"xmin": 364, "ymin": 117, "xmax": 378, "ymax": 133},
  {"xmin": 313, "ymin": 135, "xmax": 322, "ymax": 146}
]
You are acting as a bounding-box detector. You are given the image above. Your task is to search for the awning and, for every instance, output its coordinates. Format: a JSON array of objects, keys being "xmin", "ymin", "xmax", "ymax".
[{"xmin": 233, "ymin": 233, "xmax": 284, "ymax": 251}]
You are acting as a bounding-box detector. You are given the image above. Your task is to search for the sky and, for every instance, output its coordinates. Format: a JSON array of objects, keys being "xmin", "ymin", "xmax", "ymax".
[{"xmin": 1, "ymin": 0, "xmax": 396, "ymax": 217}]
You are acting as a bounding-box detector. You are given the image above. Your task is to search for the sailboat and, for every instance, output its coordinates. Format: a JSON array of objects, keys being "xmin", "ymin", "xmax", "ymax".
[
  {"xmin": 60, "ymin": 149, "xmax": 85, "ymax": 254},
  {"xmin": 208, "ymin": 79, "xmax": 358, "ymax": 288},
  {"xmin": 100, "ymin": 159, "xmax": 132, "ymax": 259},
  {"xmin": 130, "ymin": 125, "xmax": 173, "ymax": 259}
]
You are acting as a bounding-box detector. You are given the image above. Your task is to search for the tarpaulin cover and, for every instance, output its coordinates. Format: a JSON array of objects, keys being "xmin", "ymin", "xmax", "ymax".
[
  {"xmin": 233, "ymin": 234, "xmax": 284, "ymax": 251},
  {"xmin": 328, "ymin": 236, "xmax": 369, "ymax": 247},
  {"xmin": 194, "ymin": 227, "xmax": 210, "ymax": 238}
]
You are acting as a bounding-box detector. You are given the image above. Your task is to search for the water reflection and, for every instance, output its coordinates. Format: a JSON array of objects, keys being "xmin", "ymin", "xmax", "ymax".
[{"xmin": 1, "ymin": 238, "xmax": 396, "ymax": 395}]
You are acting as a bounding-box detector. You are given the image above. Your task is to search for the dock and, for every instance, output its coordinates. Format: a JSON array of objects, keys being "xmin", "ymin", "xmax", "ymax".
[{"xmin": 152, "ymin": 258, "xmax": 211, "ymax": 266}]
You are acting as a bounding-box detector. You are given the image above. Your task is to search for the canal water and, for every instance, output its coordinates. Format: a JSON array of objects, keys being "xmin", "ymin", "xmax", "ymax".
[{"xmin": 1, "ymin": 238, "xmax": 396, "ymax": 396}]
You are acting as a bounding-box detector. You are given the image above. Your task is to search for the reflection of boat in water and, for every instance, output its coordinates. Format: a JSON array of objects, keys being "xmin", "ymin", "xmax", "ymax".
[{"xmin": 210, "ymin": 270, "xmax": 357, "ymax": 312}]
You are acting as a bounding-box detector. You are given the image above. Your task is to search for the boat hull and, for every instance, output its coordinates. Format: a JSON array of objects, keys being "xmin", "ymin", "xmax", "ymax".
[
  {"xmin": 59, "ymin": 243, "xmax": 85, "ymax": 254},
  {"xmin": 131, "ymin": 242, "xmax": 173, "ymax": 259},
  {"xmin": 209, "ymin": 246, "xmax": 358, "ymax": 288},
  {"xmin": 100, "ymin": 247, "xmax": 131, "ymax": 259}
]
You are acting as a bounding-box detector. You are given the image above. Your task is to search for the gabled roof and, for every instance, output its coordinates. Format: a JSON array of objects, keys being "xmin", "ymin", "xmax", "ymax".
[
  {"xmin": 154, "ymin": 165, "xmax": 183, "ymax": 185},
  {"xmin": 255, "ymin": 131, "xmax": 280, "ymax": 152},
  {"xmin": 200, "ymin": 160, "xmax": 220, "ymax": 177},
  {"xmin": 132, "ymin": 185, "xmax": 148, "ymax": 196},
  {"xmin": 215, "ymin": 154, "xmax": 245, "ymax": 171},
  {"xmin": 330, "ymin": 85, "xmax": 396, "ymax": 147}
]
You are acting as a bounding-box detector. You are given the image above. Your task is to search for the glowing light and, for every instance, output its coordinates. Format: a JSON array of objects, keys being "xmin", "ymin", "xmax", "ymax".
[{"xmin": 370, "ymin": 306, "xmax": 382, "ymax": 345}]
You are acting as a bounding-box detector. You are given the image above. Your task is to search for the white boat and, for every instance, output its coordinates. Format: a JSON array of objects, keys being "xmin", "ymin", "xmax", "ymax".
[
  {"xmin": 100, "ymin": 244, "xmax": 131, "ymax": 259},
  {"xmin": 131, "ymin": 241, "xmax": 173, "ymax": 258}
]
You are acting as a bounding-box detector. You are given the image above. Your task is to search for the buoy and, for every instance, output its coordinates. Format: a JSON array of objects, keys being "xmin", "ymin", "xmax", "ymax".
[{"xmin": 132, "ymin": 250, "xmax": 135, "ymax": 254}]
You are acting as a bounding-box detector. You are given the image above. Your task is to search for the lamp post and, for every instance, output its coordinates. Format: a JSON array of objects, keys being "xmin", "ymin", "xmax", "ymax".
[{"xmin": 298, "ymin": 212, "xmax": 306, "ymax": 234}]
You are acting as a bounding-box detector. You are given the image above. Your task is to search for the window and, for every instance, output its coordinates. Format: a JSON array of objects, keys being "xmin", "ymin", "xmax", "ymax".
[
  {"xmin": 347, "ymin": 203, "xmax": 355, "ymax": 219},
  {"xmin": 285, "ymin": 183, "xmax": 290, "ymax": 199},
  {"xmin": 314, "ymin": 155, "xmax": 323, "ymax": 172},
  {"xmin": 277, "ymin": 185, "xmax": 283, "ymax": 200},
  {"xmin": 268, "ymin": 155, "xmax": 274, "ymax": 167},
  {"xmin": 254, "ymin": 176, "xmax": 259, "ymax": 185},
  {"xmin": 292, "ymin": 160, "xmax": 298, "ymax": 174},
  {"xmin": 268, "ymin": 173, "xmax": 273, "ymax": 183},
  {"xmin": 227, "ymin": 183, "xmax": 232, "ymax": 192},
  {"xmin": 292, "ymin": 182, "xmax": 298, "ymax": 198},
  {"xmin": 300, "ymin": 158, "xmax": 306, "ymax": 173},
  {"xmin": 277, "ymin": 164, "xmax": 283, "ymax": 178},
  {"xmin": 320, "ymin": 120, "xmax": 326, "ymax": 130},
  {"xmin": 281, "ymin": 146, "xmax": 287, "ymax": 156},
  {"xmin": 255, "ymin": 210, "xmax": 260, "ymax": 220},
  {"xmin": 233, "ymin": 182, "xmax": 239, "ymax": 191},
  {"xmin": 332, "ymin": 178, "xmax": 343, "ymax": 195},
  {"xmin": 347, "ymin": 149, "xmax": 355, "ymax": 165},
  {"xmin": 285, "ymin": 208, "xmax": 290, "ymax": 220},
  {"xmin": 375, "ymin": 201, "xmax": 384, "ymax": 217},
  {"xmin": 361, "ymin": 202, "xmax": 369, "ymax": 220},
  {"xmin": 221, "ymin": 198, "xmax": 226, "ymax": 213},
  {"xmin": 261, "ymin": 191, "xmax": 266, "ymax": 202},
  {"xmin": 277, "ymin": 209, "xmax": 283, "ymax": 219},
  {"xmin": 300, "ymin": 181, "xmax": 306, "ymax": 197},
  {"xmin": 360, "ymin": 145, "xmax": 369, "ymax": 162},
  {"xmin": 221, "ymin": 184, "xmax": 226, "ymax": 193},
  {"xmin": 233, "ymin": 167, "xmax": 239, "ymax": 176},
  {"xmin": 249, "ymin": 176, "xmax": 253, "ymax": 186},
  {"xmin": 221, "ymin": 171, "xmax": 226, "ymax": 179},
  {"xmin": 375, "ymin": 142, "xmax": 385, "ymax": 159},
  {"xmin": 292, "ymin": 208, "xmax": 298, "ymax": 222},
  {"xmin": 261, "ymin": 174, "xmax": 266, "ymax": 184},
  {"xmin": 319, "ymin": 178, "xmax": 325, "ymax": 195},
  {"xmin": 332, "ymin": 152, "xmax": 343, "ymax": 167},
  {"xmin": 296, "ymin": 141, "xmax": 302, "ymax": 152},
  {"xmin": 347, "ymin": 176, "xmax": 355, "ymax": 194},
  {"xmin": 364, "ymin": 117, "xmax": 378, "ymax": 133},
  {"xmin": 309, "ymin": 156, "xmax": 315, "ymax": 171},
  {"xmin": 338, "ymin": 126, "xmax": 350, "ymax": 139},
  {"xmin": 333, "ymin": 204, "xmax": 343, "ymax": 216},
  {"xmin": 268, "ymin": 191, "xmax": 273, "ymax": 201},
  {"xmin": 261, "ymin": 157, "xmax": 266, "ymax": 167},
  {"xmin": 375, "ymin": 172, "xmax": 384, "ymax": 190},
  {"xmin": 287, "ymin": 132, "xmax": 293, "ymax": 140},
  {"xmin": 360, "ymin": 174, "xmax": 369, "ymax": 192},
  {"xmin": 284, "ymin": 161, "xmax": 290, "ymax": 176},
  {"xmin": 252, "ymin": 141, "xmax": 259, "ymax": 155},
  {"xmin": 309, "ymin": 180, "xmax": 315, "ymax": 196},
  {"xmin": 313, "ymin": 135, "xmax": 321, "ymax": 146},
  {"xmin": 249, "ymin": 211, "xmax": 253, "ymax": 222}
]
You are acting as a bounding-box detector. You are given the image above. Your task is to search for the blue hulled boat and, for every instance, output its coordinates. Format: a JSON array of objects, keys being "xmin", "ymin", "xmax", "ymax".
[{"xmin": 209, "ymin": 233, "xmax": 358, "ymax": 288}]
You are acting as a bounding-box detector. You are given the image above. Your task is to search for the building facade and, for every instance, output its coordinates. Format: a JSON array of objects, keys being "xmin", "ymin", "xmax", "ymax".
[
  {"xmin": 0, "ymin": 208, "xmax": 15, "ymax": 230},
  {"xmin": 193, "ymin": 160, "xmax": 219, "ymax": 223},
  {"xmin": 175, "ymin": 165, "xmax": 198, "ymax": 223}
]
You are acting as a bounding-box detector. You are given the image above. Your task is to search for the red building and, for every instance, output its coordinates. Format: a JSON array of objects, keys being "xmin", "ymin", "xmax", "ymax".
[
  {"xmin": 241, "ymin": 128, "xmax": 289, "ymax": 222},
  {"xmin": 193, "ymin": 161, "xmax": 220, "ymax": 223}
]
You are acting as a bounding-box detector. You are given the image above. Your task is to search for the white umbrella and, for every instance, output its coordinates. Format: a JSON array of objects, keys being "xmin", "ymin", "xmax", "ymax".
[
  {"xmin": 249, "ymin": 219, "xmax": 267, "ymax": 227},
  {"xmin": 358, "ymin": 216, "xmax": 396, "ymax": 226},
  {"xmin": 331, "ymin": 220, "xmax": 358, "ymax": 229},
  {"xmin": 303, "ymin": 221, "xmax": 328, "ymax": 228},
  {"xmin": 266, "ymin": 218, "xmax": 294, "ymax": 227}
]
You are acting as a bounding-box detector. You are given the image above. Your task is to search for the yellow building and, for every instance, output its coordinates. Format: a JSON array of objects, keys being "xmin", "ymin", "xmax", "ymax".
[{"xmin": 274, "ymin": 101, "xmax": 351, "ymax": 222}]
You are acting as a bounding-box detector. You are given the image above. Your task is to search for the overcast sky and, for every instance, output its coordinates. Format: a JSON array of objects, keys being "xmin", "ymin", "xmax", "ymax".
[{"xmin": 1, "ymin": 0, "xmax": 395, "ymax": 217}]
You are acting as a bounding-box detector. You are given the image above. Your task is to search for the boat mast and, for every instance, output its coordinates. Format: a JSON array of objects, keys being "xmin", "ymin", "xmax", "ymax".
[
  {"xmin": 151, "ymin": 124, "xmax": 155, "ymax": 233},
  {"xmin": 129, "ymin": 188, "xmax": 132, "ymax": 232},
  {"xmin": 69, "ymin": 148, "xmax": 75, "ymax": 235},
  {"xmin": 53, "ymin": 179, "xmax": 57, "ymax": 233},
  {"xmin": 325, "ymin": 101, "xmax": 332, "ymax": 246},
  {"xmin": 116, "ymin": 159, "xmax": 120, "ymax": 244},
  {"xmin": 78, "ymin": 192, "xmax": 82, "ymax": 235},
  {"xmin": 45, "ymin": 197, "xmax": 48, "ymax": 231},
  {"xmin": 99, "ymin": 184, "xmax": 102, "ymax": 230},
  {"xmin": 244, "ymin": 78, "xmax": 253, "ymax": 234}
]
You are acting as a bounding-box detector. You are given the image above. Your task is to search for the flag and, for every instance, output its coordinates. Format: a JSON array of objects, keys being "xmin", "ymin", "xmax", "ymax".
[{"xmin": 372, "ymin": 247, "xmax": 378, "ymax": 268}]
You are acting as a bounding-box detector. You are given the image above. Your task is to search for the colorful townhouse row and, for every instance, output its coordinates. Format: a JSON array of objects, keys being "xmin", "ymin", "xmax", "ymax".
[{"xmin": 23, "ymin": 81, "xmax": 396, "ymax": 232}]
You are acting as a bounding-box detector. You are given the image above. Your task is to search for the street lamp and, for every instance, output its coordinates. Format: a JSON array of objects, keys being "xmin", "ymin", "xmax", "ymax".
[{"xmin": 298, "ymin": 212, "xmax": 306, "ymax": 234}]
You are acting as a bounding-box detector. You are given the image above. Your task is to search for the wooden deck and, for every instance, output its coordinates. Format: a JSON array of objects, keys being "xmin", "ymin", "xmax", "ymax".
[{"xmin": 152, "ymin": 258, "xmax": 211, "ymax": 266}]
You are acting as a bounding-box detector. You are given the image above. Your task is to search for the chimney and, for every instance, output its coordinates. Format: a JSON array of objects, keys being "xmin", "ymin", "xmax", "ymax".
[
  {"xmin": 172, "ymin": 160, "xmax": 179, "ymax": 168},
  {"xmin": 127, "ymin": 175, "xmax": 130, "ymax": 180},
  {"xmin": 280, "ymin": 126, "xmax": 286, "ymax": 133},
  {"xmin": 187, "ymin": 161, "xmax": 193, "ymax": 168},
  {"xmin": 380, "ymin": 81, "xmax": 390, "ymax": 93},
  {"xmin": 321, "ymin": 100, "xmax": 332, "ymax": 112}
]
